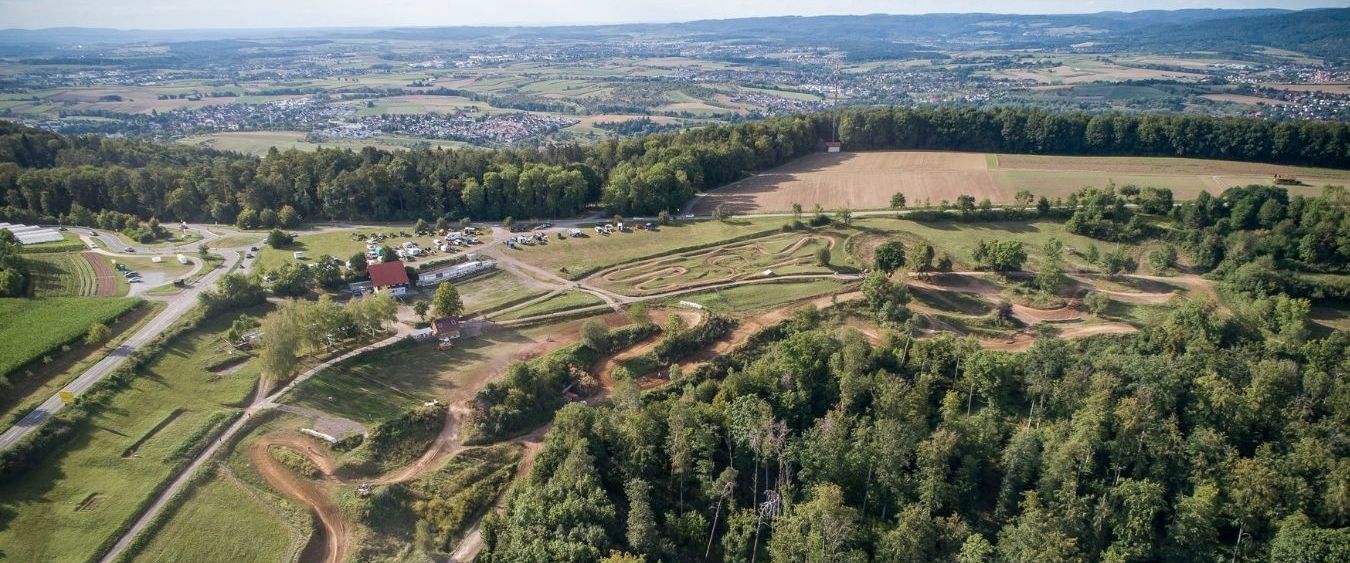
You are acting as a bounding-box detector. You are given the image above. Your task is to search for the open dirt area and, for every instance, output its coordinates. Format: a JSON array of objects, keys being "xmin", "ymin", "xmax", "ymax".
[
  {"xmin": 693, "ymin": 151, "xmax": 1003, "ymax": 214},
  {"xmin": 693, "ymin": 150, "xmax": 1350, "ymax": 214}
]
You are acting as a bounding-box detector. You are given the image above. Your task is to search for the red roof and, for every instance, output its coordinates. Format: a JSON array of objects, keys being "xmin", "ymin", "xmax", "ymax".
[
  {"xmin": 432, "ymin": 317, "xmax": 461, "ymax": 335},
  {"xmin": 368, "ymin": 260, "xmax": 410, "ymax": 288}
]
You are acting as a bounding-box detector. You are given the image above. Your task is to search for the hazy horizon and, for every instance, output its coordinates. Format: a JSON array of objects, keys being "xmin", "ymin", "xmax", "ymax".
[{"xmin": 0, "ymin": 0, "xmax": 1343, "ymax": 31}]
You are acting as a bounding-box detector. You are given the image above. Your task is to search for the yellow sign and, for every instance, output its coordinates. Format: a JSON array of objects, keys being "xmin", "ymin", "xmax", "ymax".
[{"xmin": 59, "ymin": 390, "xmax": 75, "ymax": 404}]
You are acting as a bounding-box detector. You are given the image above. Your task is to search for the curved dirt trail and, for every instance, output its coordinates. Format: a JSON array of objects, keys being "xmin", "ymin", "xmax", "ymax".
[
  {"xmin": 250, "ymin": 433, "xmax": 348, "ymax": 563},
  {"xmin": 591, "ymin": 309, "xmax": 704, "ymax": 393}
]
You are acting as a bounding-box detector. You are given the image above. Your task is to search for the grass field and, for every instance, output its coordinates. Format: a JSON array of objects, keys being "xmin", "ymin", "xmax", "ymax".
[
  {"xmin": 511, "ymin": 218, "xmax": 783, "ymax": 278},
  {"xmin": 691, "ymin": 150, "xmax": 1350, "ymax": 214},
  {"xmin": 592, "ymin": 231, "xmax": 840, "ymax": 296},
  {"xmin": 127, "ymin": 465, "xmax": 302, "ymax": 563},
  {"xmin": 458, "ymin": 270, "xmax": 548, "ymax": 315},
  {"xmin": 492, "ymin": 291, "xmax": 606, "ymax": 321},
  {"xmin": 0, "ymin": 297, "xmax": 140, "ymax": 381},
  {"xmin": 678, "ymin": 279, "xmax": 850, "ymax": 314},
  {"xmin": 0, "ymin": 306, "xmax": 264, "ymax": 562}
]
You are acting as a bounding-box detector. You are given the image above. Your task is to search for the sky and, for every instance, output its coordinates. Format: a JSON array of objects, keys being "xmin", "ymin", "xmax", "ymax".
[{"xmin": 0, "ymin": 0, "xmax": 1343, "ymax": 29}]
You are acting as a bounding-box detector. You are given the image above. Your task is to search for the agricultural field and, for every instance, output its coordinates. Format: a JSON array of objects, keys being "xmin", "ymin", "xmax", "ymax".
[
  {"xmin": 26, "ymin": 252, "xmax": 98, "ymax": 297},
  {"xmin": 178, "ymin": 131, "xmax": 468, "ymax": 156},
  {"xmin": 0, "ymin": 301, "xmax": 160, "ymax": 430},
  {"xmin": 0, "ymin": 296, "xmax": 140, "ymax": 381},
  {"xmin": 0, "ymin": 306, "xmax": 264, "ymax": 562},
  {"xmin": 690, "ymin": 150, "xmax": 1350, "ymax": 214}
]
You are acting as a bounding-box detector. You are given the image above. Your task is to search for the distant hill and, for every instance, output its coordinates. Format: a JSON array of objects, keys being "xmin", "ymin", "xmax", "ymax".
[
  {"xmin": 1118, "ymin": 8, "xmax": 1350, "ymax": 62},
  {"xmin": 1, "ymin": 8, "xmax": 1345, "ymax": 62}
]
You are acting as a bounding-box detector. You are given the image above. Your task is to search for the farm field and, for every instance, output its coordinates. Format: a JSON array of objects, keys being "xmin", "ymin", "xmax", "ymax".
[
  {"xmin": 0, "ymin": 301, "xmax": 160, "ymax": 430},
  {"xmin": 178, "ymin": 131, "xmax": 468, "ymax": 156},
  {"xmin": 0, "ymin": 296, "xmax": 140, "ymax": 381},
  {"xmin": 0, "ymin": 306, "xmax": 263, "ymax": 563},
  {"xmin": 27, "ymin": 252, "xmax": 98, "ymax": 297},
  {"xmin": 690, "ymin": 150, "xmax": 1350, "ymax": 214},
  {"xmin": 509, "ymin": 218, "xmax": 783, "ymax": 278}
]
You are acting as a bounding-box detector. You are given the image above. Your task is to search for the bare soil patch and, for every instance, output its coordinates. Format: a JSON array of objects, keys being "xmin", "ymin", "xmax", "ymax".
[
  {"xmin": 83, "ymin": 251, "xmax": 119, "ymax": 296},
  {"xmin": 692, "ymin": 151, "xmax": 1005, "ymax": 214}
]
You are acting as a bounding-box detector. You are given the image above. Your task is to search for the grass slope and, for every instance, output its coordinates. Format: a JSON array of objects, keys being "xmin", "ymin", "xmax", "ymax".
[{"xmin": 0, "ymin": 307, "xmax": 264, "ymax": 562}]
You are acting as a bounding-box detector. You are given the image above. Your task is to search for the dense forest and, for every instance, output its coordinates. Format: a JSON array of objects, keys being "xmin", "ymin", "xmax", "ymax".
[
  {"xmin": 477, "ymin": 298, "xmax": 1349, "ymax": 563},
  {"xmin": 1, "ymin": 107, "xmax": 1347, "ymax": 226}
]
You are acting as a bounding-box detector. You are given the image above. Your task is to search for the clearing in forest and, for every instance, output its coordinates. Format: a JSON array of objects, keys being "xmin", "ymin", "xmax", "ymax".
[{"xmin": 691, "ymin": 150, "xmax": 1350, "ymax": 214}]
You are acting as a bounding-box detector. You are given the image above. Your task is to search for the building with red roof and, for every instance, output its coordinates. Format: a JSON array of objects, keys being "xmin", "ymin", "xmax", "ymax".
[{"xmin": 367, "ymin": 260, "xmax": 411, "ymax": 297}]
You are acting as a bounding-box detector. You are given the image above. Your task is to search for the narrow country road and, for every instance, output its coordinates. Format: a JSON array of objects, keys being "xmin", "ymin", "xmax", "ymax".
[{"xmin": 0, "ymin": 248, "xmax": 240, "ymax": 452}]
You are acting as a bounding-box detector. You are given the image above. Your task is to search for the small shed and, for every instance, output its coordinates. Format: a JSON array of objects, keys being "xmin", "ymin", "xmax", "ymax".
[{"xmin": 432, "ymin": 317, "xmax": 462, "ymax": 339}]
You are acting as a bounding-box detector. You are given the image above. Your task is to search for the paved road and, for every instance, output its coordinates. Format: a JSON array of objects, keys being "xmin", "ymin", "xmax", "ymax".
[{"xmin": 0, "ymin": 248, "xmax": 239, "ymax": 451}]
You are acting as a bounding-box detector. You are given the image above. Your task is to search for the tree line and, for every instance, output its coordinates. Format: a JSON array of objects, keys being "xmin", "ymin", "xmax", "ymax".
[
  {"xmin": 479, "ymin": 299, "xmax": 1349, "ymax": 563},
  {"xmin": 1, "ymin": 107, "xmax": 1346, "ymax": 228}
]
